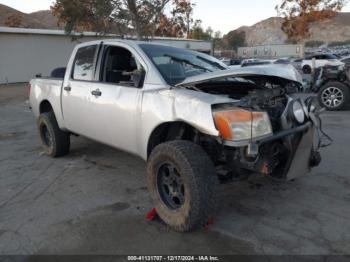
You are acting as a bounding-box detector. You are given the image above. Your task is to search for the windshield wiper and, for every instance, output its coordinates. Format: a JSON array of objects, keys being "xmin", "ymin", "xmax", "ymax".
[
  {"xmin": 196, "ymin": 56, "xmax": 225, "ymax": 70},
  {"xmin": 164, "ymin": 54, "xmax": 213, "ymax": 72}
]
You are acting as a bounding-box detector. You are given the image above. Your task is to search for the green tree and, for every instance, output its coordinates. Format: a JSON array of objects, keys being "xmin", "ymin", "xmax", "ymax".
[
  {"xmin": 51, "ymin": 0, "xmax": 117, "ymax": 35},
  {"xmin": 189, "ymin": 20, "xmax": 212, "ymax": 40},
  {"xmin": 305, "ymin": 40, "xmax": 325, "ymax": 47},
  {"xmin": 224, "ymin": 30, "xmax": 246, "ymax": 51},
  {"xmin": 214, "ymin": 31, "xmax": 222, "ymax": 39},
  {"xmin": 52, "ymin": 0, "xmax": 172, "ymax": 39},
  {"xmin": 205, "ymin": 26, "xmax": 213, "ymax": 39},
  {"xmin": 121, "ymin": 0, "xmax": 171, "ymax": 39},
  {"xmin": 171, "ymin": 0, "xmax": 195, "ymax": 37},
  {"xmin": 155, "ymin": 0, "xmax": 195, "ymax": 38},
  {"xmin": 329, "ymin": 39, "xmax": 350, "ymax": 46},
  {"xmin": 212, "ymin": 31, "xmax": 224, "ymax": 51}
]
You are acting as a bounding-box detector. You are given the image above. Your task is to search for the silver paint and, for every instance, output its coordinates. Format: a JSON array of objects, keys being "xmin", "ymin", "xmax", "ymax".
[{"xmin": 30, "ymin": 40, "xmax": 310, "ymax": 167}]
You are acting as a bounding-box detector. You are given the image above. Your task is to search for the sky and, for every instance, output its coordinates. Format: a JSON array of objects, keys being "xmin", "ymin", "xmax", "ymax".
[{"xmin": 1, "ymin": 0, "xmax": 350, "ymax": 34}]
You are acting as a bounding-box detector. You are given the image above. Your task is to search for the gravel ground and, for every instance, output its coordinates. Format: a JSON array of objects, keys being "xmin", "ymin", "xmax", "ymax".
[{"xmin": 0, "ymin": 83, "xmax": 350, "ymax": 255}]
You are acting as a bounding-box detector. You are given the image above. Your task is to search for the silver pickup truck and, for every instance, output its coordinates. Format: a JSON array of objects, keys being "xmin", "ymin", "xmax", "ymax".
[{"xmin": 30, "ymin": 40, "xmax": 325, "ymax": 232}]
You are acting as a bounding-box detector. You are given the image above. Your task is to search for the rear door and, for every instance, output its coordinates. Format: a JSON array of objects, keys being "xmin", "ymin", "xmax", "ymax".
[{"xmin": 62, "ymin": 44, "xmax": 100, "ymax": 138}]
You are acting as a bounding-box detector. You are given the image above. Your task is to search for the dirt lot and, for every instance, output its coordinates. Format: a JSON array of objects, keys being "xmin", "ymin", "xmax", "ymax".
[
  {"xmin": 0, "ymin": 83, "xmax": 29, "ymax": 105},
  {"xmin": 1, "ymin": 83, "xmax": 350, "ymax": 255}
]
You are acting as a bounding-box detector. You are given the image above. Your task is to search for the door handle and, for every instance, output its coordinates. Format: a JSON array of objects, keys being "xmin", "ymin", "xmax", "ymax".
[
  {"xmin": 91, "ymin": 89, "xmax": 102, "ymax": 96},
  {"xmin": 64, "ymin": 86, "xmax": 71, "ymax": 92}
]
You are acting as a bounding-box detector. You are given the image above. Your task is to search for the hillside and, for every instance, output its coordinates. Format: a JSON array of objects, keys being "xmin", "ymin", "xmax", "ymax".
[
  {"xmin": 0, "ymin": 3, "xmax": 60, "ymax": 29},
  {"xmin": 231, "ymin": 12, "xmax": 350, "ymax": 46},
  {"xmin": 1, "ymin": 3, "xmax": 350, "ymax": 45},
  {"xmin": 30, "ymin": 10, "xmax": 61, "ymax": 29}
]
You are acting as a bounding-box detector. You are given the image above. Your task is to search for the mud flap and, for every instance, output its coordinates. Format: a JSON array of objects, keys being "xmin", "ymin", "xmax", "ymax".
[{"xmin": 286, "ymin": 127, "xmax": 315, "ymax": 180}]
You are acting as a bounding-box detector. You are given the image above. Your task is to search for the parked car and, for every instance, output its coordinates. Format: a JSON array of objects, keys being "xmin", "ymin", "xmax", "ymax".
[
  {"xmin": 337, "ymin": 49, "xmax": 350, "ymax": 57},
  {"xmin": 230, "ymin": 58, "xmax": 243, "ymax": 66},
  {"xmin": 221, "ymin": 58, "xmax": 242, "ymax": 66},
  {"xmin": 273, "ymin": 58, "xmax": 291, "ymax": 65},
  {"xmin": 313, "ymin": 65, "xmax": 350, "ymax": 110},
  {"xmin": 241, "ymin": 59, "xmax": 272, "ymax": 67},
  {"xmin": 340, "ymin": 55, "xmax": 350, "ymax": 65},
  {"xmin": 241, "ymin": 58, "xmax": 293, "ymax": 67},
  {"xmin": 302, "ymin": 53, "xmax": 344, "ymax": 74},
  {"xmin": 219, "ymin": 58, "xmax": 231, "ymax": 66},
  {"xmin": 29, "ymin": 40, "xmax": 325, "ymax": 232}
]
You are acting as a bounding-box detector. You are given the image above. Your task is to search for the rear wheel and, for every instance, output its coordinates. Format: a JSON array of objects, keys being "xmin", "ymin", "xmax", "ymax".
[
  {"xmin": 318, "ymin": 82, "xmax": 349, "ymax": 111},
  {"xmin": 38, "ymin": 111, "xmax": 70, "ymax": 157},
  {"xmin": 147, "ymin": 141, "xmax": 218, "ymax": 232}
]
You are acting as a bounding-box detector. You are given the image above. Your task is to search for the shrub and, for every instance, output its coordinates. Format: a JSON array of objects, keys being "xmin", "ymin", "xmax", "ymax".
[{"xmin": 305, "ymin": 40, "xmax": 325, "ymax": 47}]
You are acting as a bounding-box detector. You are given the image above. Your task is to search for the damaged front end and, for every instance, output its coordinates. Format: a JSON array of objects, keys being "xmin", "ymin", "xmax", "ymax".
[
  {"xmin": 176, "ymin": 65, "xmax": 330, "ymax": 181},
  {"xmin": 214, "ymin": 95, "xmax": 323, "ymax": 181}
]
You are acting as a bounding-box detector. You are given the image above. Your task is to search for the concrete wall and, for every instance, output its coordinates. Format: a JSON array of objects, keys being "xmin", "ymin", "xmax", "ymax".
[
  {"xmin": 237, "ymin": 44, "xmax": 305, "ymax": 59},
  {"xmin": 0, "ymin": 28, "xmax": 212, "ymax": 84},
  {"xmin": 0, "ymin": 33, "xmax": 99, "ymax": 84}
]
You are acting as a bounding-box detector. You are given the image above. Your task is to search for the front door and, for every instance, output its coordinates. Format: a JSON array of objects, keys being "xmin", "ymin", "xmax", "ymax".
[{"xmin": 84, "ymin": 44, "xmax": 146, "ymax": 154}]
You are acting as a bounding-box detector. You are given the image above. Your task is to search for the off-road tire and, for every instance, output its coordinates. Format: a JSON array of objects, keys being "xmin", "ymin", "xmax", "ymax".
[
  {"xmin": 318, "ymin": 82, "xmax": 350, "ymax": 111},
  {"xmin": 147, "ymin": 140, "xmax": 218, "ymax": 232},
  {"xmin": 38, "ymin": 111, "xmax": 70, "ymax": 157},
  {"xmin": 303, "ymin": 65, "xmax": 312, "ymax": 74}
]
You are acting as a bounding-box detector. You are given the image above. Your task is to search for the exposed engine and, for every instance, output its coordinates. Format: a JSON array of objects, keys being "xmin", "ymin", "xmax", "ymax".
[
  {"xmin": 195, "ymin": 75, "xmax": 302, "ymax": 132},
  {"xmin": 195, "ymin": 75, "xmax": 300, "ymax": 106},
  {"xmin": 238, "ymin": 88, "xmax": 288, "ymax": 131}
]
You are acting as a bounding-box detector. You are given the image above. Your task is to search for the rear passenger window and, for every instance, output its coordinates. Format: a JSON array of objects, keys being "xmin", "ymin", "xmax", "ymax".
[{"xmin": 72, "ymin": 45, "xmax": 97, "ymax": 81}]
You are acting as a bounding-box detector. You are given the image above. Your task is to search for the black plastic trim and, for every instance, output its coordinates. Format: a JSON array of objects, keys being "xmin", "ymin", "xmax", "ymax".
[{"xmin": 258, "ymin": 121, "xmax": 312, "ymax": 145}]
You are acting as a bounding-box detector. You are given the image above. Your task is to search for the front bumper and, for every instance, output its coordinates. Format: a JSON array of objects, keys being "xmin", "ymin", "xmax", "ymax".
[
  {"xmin": 258, "ymin": 122, "xmax": 312, "ymax": 146},
  {"xmin": 223, "ymin": 121, "xmax": 312, "ymax": 147},
  {"xmin": 283, "ymin": 124, "xmax": 315, "ymax": 180},
  {"xmin": 223, "ymin": 121, "xmax": 318, "ymax": 181}
]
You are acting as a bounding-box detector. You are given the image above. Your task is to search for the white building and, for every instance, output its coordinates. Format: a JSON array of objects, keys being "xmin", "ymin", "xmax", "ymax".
[
  {"xmin": 238, "ymin": 44, "xmax": 305, "ymax": 59},
  {"xmin": 0, "ymin": 27, "xmax": 213, "ymax": 84}
]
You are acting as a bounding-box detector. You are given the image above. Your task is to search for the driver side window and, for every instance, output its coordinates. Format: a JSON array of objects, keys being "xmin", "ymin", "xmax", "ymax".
[{"xmin": 100, "ymin": 46, "xmax": 144, "ymax": 87}]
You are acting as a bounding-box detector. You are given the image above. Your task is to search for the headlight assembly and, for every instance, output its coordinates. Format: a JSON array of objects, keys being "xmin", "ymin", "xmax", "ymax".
[
  {"xmin": 213, "ymin": 109, "xmax": 273, "ymax": 142},
  {"xmin": 292, "ymin": 100, "xmax": 305, "ymax": 124}
]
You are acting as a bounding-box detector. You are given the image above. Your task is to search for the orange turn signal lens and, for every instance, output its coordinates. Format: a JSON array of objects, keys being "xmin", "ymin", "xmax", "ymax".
[{"xmin": 213, "ymin": 113, "xmax": 234, "ymax": 140}]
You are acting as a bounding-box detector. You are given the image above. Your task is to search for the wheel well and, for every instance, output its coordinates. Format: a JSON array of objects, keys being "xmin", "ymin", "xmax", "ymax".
[
  {"xmin": 147, "ymin": 122, "xmax": 200, "ymax": 158},
  {"xmin": 39, "ymin": 100, "xmax": 53, "ymax": 114}
]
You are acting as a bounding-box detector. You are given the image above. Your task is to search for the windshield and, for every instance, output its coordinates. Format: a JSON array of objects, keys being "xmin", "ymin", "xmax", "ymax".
[
  {"xmin": 139, "ymin": 44, "xmax": 226, "ymax": 85},
  {"xmin": 325, "ymin": 54, "xmax": 339, "ymax": 60}
]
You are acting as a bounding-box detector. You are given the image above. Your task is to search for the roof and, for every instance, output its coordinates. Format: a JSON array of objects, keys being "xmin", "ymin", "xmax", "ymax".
[{"xmin": 0, "ymin": 26, "xmax": 210, "ymax": 43}]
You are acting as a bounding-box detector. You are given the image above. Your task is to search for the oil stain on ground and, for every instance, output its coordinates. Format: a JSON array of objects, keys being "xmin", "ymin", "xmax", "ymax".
[{"xmin": 0, "ymin": 131, "xmax": 26, "ymax": 141}]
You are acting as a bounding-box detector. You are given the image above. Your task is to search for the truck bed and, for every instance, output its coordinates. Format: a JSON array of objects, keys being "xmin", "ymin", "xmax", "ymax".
[{"xmin": 29, "ymin": 78, "xmax": 63, "ymax": 122}]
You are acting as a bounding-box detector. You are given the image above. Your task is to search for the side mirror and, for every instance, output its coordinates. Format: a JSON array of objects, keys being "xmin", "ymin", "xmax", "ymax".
[{"xmin": 131, "ymin": 69, "xmax": 146, "ymax": 88}]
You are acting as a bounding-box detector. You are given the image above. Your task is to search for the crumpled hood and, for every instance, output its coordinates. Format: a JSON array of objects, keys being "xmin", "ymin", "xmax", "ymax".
[{"xmin": 175, "ymin": 64, "xmax": 303, "ymax": 87}]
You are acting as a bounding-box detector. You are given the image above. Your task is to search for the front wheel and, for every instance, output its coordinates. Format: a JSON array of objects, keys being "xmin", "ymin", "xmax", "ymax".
[
  {"xmin": 318, "ymin": 82, "xmax": 349, "ymax": 111},
  {"xmin": 38, "ymin": 111, "xmax": 70, "ymax": 157},
  {"xmin": 147, "ymin": 141, "xmax": 218, "ymax": 232}
]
